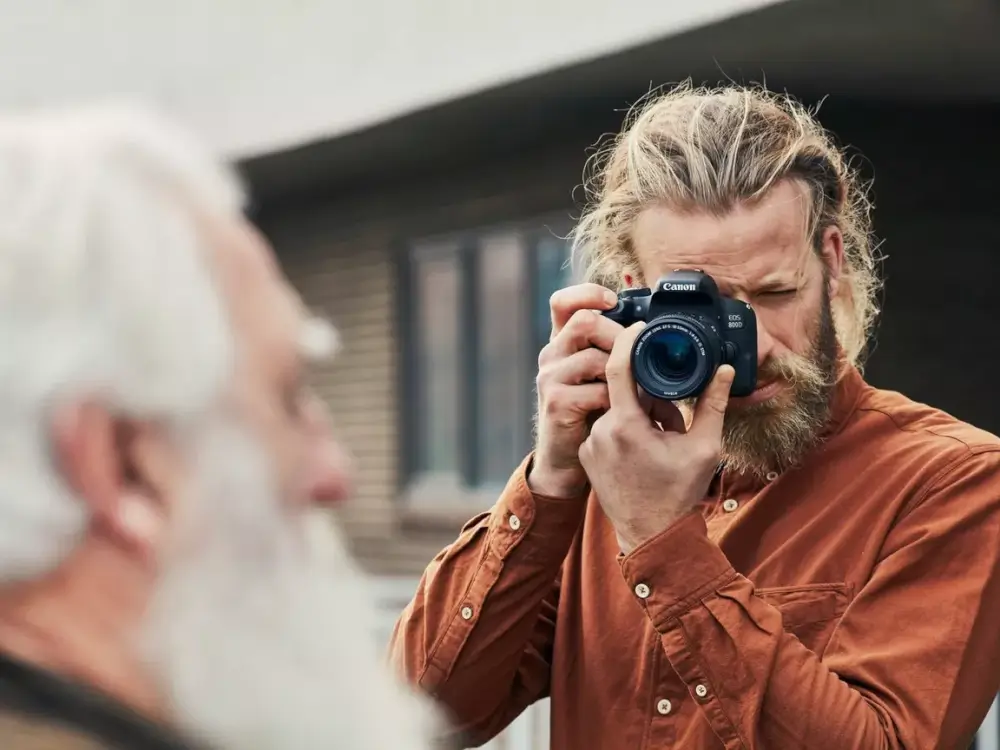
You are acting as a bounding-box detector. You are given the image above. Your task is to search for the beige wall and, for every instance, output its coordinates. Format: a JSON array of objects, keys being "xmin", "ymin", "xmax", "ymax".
[
  {"xmin": 275, "ymin": 221, "xmax": 406, "ymax": 573},
  {"xmin": 261, "ymin": 140, "xmax": 585, "ymax": 575}
]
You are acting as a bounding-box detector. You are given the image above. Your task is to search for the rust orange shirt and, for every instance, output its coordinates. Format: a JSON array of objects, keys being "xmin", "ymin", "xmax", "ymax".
[{"xmin": 389, "ymin": 367, "xmax": 1000, "ymax": 749}]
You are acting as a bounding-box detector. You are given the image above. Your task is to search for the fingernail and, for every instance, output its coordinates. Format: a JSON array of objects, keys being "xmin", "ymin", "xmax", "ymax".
[{"xmin": 604, "ymin": 290, "xmax": 618, "ymax": 305}]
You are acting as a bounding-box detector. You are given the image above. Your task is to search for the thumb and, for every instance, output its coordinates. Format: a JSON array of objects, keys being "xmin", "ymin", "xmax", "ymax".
[{"xmin": 689, "ymin": 365, "xmax": 735, "ymax": 439}]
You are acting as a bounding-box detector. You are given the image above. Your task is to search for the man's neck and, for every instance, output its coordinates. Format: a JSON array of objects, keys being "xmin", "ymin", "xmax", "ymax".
[{"xmin": 0, "ymin": 538, "xmax": 165, "ymax": 724}]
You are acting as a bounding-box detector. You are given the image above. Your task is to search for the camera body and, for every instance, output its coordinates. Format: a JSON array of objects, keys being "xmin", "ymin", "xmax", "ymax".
[{"xmin": 602, "ymin": 270, "xmax": 757, "ymax": 401}]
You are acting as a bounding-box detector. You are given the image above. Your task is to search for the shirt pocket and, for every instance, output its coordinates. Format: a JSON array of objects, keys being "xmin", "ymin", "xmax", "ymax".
[{"xmin": 755, "ymin": 582, "xmax": 854, "ymax": 654}]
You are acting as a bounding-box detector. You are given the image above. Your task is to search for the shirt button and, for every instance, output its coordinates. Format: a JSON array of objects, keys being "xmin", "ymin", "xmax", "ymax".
[
  {"xmin": 765, "ymin": 471, "xmax": 779, "ymax": 482},
  {"xmin": 722, "ymin": 498, "xmax": 739, "ymax": 512},
  {"xmin": 656, "ymin": 698, "xmax": 672, "ymax": 715},
  {"xmin": 635, "ymin": 583, "xmax": 651, "ymax": 599},
  {"xmin": 508, "ymin": 514, "xmax": 521, "ymax": 530},
  {"xmin": 460, "ymin": 606, "xmax": 474, "ymax": 620},
  {"xmin": 694, "ymin": 684, "xmax": 709, "ymax": 699}
]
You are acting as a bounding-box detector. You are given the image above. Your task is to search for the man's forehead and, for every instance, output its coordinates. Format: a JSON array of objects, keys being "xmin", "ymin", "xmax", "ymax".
[
  {"xmin": 203, "ymin": 216, "xmax": 337, "ymax": 368},
  {"xmin": 631, "ymin": 181, "xmax": 814, "ymax": 286}
]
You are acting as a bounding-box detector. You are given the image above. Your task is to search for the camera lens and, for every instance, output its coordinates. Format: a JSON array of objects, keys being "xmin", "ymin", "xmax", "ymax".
[
  {"xmin": 632, "ymin": 315, "xmax": 718, "ymax": 400},
  {"xmin": 647, "ymin": 331, "xmax": 698, "ymax": 382}
]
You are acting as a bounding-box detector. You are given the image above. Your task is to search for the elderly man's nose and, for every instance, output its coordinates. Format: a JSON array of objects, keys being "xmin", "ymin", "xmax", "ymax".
[{"xmin": 309, "ymin": 438, "xmax": 355, "ymax": 506}]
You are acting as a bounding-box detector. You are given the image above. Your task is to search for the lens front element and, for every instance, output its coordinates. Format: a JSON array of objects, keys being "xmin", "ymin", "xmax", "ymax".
[
  {"xmin": 632, "ymin": 316, "xmax": 717, "ymax": 400},
  {"xmin": 647, "ymin": 330, "xmax": 699, "ymax": 383}
]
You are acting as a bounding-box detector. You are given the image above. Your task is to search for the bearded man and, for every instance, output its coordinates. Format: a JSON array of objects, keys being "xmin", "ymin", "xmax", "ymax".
[
  {"xmin": 0, "ymin": 105, "xmax": 440, "ymax": 749},
  {"xmin": 390, "ymin": 83, "xmax": 1000, "ymax": 749}
]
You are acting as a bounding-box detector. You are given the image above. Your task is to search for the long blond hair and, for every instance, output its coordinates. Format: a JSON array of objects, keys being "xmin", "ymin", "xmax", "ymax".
[{"xmin": 571, "ymin": 82, "xmax": 881, "ymax": 366}]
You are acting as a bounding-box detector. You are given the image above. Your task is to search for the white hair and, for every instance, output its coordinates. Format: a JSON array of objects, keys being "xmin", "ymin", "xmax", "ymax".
[
  {"xmin": 0, "ymin": 103, "xmax": 444, "ymax": 749},
  {"xmin": 0, "ymin": 102, "xmax": 246, "ymax": 582},
  {"xmin": 141, "ymin": 415, "xmax": 443, "ymax": 750}
]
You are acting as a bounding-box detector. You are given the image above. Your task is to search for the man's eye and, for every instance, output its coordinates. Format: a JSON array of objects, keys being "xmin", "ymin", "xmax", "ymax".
[{"xmin": 760, "ymin": 289, "xmax": 797, "ymax": 297}]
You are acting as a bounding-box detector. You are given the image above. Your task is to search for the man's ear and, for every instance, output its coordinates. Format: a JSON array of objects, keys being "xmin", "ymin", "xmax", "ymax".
[
  {"xmin": 50, "ymin": 402, "xmax": 172, "ymax": 561},
  {"xmin": 819, "ymin": 225, "xmax": 845, "ymax": 299}
]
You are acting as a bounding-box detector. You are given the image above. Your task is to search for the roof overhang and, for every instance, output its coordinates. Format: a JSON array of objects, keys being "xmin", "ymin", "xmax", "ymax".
[{"xmin": 243, "ymin": 0, "xmax": 1000, "ymax": 208}]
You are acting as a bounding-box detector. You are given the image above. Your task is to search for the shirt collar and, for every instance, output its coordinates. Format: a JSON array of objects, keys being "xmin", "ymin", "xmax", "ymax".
[{"xmin": 718, "ymin": 361, "xmax": 867, "ymax": 494}]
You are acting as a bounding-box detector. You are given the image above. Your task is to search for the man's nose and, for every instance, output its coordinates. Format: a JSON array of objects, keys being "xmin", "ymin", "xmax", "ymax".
[
  {"xmin": 308, "ymin": 436, "xmax": 355, "ymax": 507},
  {"xmin": 732, "ymin": 293, "xmax": 775, "ymax": 368},
  {"xmin": 755, "ymin": 315, "xmax": 776, "ymax": 369},
  {"xmin": 300, "ymin": 392, "xmax": 355, "ymax": 506}
]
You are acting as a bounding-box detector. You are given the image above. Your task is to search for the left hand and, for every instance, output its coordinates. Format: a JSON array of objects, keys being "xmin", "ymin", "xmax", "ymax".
[{"xmin": 578, "ymin": 323, "xmax": 735, "ymax": 555}]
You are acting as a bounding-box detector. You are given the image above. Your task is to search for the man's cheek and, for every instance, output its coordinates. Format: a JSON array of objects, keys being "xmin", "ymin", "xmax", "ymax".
[{"xmin": 761, "ymin": 308, "xmax": 810, "ymax": 356}]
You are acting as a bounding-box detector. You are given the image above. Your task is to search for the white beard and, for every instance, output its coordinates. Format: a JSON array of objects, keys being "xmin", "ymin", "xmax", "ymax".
[{"xmin": 139, "ymin": 417, "xmax": 444, "ymax": 750}]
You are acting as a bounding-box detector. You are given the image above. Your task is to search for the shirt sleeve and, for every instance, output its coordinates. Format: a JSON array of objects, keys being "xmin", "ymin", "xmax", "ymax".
[
  {"xmin": 618, "ymin": 449, "xmax": 1000, "ymax": 749},
  {"xmin": 387, "ymin": 454, "xmax": 586, "ymax": 745}
]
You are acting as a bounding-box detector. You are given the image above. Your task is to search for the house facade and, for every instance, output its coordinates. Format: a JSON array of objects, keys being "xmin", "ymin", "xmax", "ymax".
[{"xmin": 245, "ymin": 2, "xmax": 1000, "ymax": 746}]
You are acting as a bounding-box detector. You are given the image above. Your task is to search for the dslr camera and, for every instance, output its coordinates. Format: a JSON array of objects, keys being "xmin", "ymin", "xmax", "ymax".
[{"xmin": 602, "ymin": 270, "xmax": 757, "ymax": 401}]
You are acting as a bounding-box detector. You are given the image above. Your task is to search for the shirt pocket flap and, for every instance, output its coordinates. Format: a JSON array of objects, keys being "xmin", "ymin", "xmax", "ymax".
[{"xmin": 755, "ymin": 583, "xmax": 854, "ymax": 630}]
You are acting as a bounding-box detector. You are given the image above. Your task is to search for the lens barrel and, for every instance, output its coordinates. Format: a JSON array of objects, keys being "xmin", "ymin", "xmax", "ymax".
[{"xmin": 631, "ymin": 314, "xmax": 720, "ymax": 400}]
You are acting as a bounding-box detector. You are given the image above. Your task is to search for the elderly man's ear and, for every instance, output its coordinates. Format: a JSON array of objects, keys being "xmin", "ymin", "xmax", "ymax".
[{"xmin": 50, "ymin": 402, "xmax": 176, "ymax": 562}]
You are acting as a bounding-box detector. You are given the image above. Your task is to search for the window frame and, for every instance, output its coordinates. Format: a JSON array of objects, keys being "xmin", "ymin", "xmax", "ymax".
[{"xmin": 396, "ymin": 212, "xmax": 575, "ymax": 518}]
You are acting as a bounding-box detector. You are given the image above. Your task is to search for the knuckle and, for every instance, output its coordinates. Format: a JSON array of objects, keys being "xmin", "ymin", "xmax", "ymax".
[
  {"xmin": 582, "ymin": 346, "xmax": 607, "ymax": 373},
  {"xmin": 607, "ymin": 419, "xmax": 631, "ymax": 444},
  {"xmin": 548, "ymin": 288, "xmax": 567, "ymax": 311},
  {"xmin": 541, "ymin": 386, "xmax": 565, "ymax": 415},
  {"xmin": 537, "ymin": 343, "xmax": 554, "ymax": 368},
  {"xmin": 693, "ymin": 439, "xmax": 721, "ymax": 466},
  {"xmin": 588, "ymin": 415, "xmax": 610, "ymax": 443},
  {"xmin": 567, "ymin": 308, "xmax": 596, "ymax": 334},
  {"xmin": 604, "ymin": 358, "xmax": 625, "ymax": 381},
  {"xmin": 535, "ymin": 363, "xmax": 554, "ymax": 390},
  {"xmin": 591, "ymin": 413, "xmax": 626, "ymax": 445},
  {"xmin": 541, "ymin": 387, "xmax": 579, "ymax": 426}
]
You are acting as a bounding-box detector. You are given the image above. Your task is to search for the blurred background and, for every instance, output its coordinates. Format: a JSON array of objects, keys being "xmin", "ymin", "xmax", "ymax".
[{"xmin": 4, "ymin": 0, "xmax": 1000, "ymax": 747}]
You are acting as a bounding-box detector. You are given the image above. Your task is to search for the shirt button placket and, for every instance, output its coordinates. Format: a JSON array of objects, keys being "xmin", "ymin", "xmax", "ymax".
[{"xmin": 648, "ymin": 680, "xmax": 679, "ymax": 746}]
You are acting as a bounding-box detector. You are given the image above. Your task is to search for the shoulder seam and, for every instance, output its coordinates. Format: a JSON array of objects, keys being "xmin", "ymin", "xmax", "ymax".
[
  {"xmin": 899, "ymin": 448, "xmax": 1000, "ymax": 523},
  {"xmin": 854, "ymin": 403, "xmax": 1000, "ymax": 452}
]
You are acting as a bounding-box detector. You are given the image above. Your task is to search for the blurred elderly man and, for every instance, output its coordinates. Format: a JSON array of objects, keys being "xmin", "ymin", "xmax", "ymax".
[{"xmin": 0, "ymin": 106, "xmax": 439, "ymax": 749}]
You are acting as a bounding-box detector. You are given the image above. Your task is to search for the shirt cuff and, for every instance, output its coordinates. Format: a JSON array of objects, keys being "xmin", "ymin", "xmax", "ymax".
[
  {"xmin": 619, "ymin": 511, "xmax": 737, "ymax": 630},
  {"xmin": 489, "ymin": 453, "xmax": 589, "ymax": 564}
]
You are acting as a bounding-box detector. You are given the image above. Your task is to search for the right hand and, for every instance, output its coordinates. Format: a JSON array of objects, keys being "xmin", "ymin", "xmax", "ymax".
[{"xmin": 529, "ymin": 283, "xmax": 625, "ymax": 498}]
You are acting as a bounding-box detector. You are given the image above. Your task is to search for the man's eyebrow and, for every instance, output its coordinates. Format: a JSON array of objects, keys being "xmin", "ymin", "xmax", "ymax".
[
  {"xmin": 298, "ymin": 316, "xmax": 340, "ymax": 363},
  {"xmin": 754, "ymin": 277, "xmax": 798, "ymax": 291}
]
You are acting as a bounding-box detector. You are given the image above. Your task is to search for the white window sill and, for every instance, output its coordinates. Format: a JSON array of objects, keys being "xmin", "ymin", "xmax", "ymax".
[{"xmin": 399, "ymin": 472, "xmax": 505, "ymax": 528}]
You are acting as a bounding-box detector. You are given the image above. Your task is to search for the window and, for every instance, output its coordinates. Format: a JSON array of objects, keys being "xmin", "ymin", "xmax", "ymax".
[{"xmin": 400, "ymin": 216, "xmax": 576, "ymax": 508}]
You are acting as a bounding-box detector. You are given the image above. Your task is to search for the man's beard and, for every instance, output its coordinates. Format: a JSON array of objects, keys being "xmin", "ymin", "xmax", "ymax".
[
  {"xmin": 139, "ymin": 416, "xmax": 442, "ymax": 750},
  {"xmin": 687, "ymin": 285, "xmax": 839, "ymax": 478}
]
